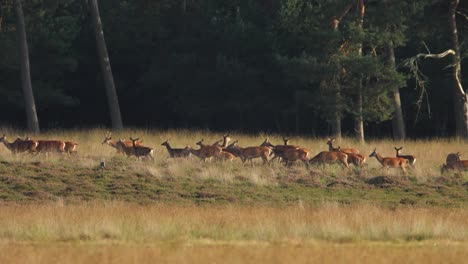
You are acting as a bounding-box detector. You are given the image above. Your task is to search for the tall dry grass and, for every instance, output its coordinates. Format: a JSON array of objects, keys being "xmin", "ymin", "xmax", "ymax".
[{"xmin": 0, "ymin": 202, "xmax": 467, "ymax": 243}]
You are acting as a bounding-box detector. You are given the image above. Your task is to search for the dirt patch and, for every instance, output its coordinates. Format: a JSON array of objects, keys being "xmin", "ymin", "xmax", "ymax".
[{"xmin": 365, "ymin": 176, "xmax": 408, "ymax": 188}]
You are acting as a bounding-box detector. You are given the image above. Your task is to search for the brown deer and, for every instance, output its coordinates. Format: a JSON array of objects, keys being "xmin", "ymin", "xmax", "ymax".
[
  {"xmin": 215, "ymin": 151, "xmax": 236, "ymax": 162},
  {"xmin": 130, "ymin": 137, "xmax": 154, "ymax": 160},
  {"xmin": 326, "ymin": 137, "xmax": 360, "ymax": 154},
  {"xmin": 308, "ymin": 151, "xmax": 349, "ymax": 168},
  {"xmin": 102, "ymin": 132, "xmax": 142, "ymax": 155},
  {"xmin": 35, "ymin": 140, "xmax": 66, "ymax": 154},
  {"xmin": 441, "ymin": 153, "xmax": 468, "ymax": 173},
  {"xmin": 330, "ymin": 146, "xmax": 366, "ymax": 167},
  {"xmin": 193, "ymin": 139, "xmax": 223, "ymax": 161},
  {"xmin": 369, "ymin": 148, "xmax": 408, "ymax": 174},
  {"xmin": 260, "ymin": 138, "xmax": 297, "ymax": 162},
  {"xmin": 65, "ymin": 141, "xmax": 78, "ymax": 155},
  {"xmin": 161, "ymin": 140, "xmax": 191, "ymax": 158},
  {"xmin": 226, "ymin": 140, "xmax": 272, "ymax": 165},
  {"xmin": 0, "ymin": 134, "xmax": 38, "ymax": 154},
  {"xmin": 394, "ymin": 147, "xmax": 416, "ymax": 167}
]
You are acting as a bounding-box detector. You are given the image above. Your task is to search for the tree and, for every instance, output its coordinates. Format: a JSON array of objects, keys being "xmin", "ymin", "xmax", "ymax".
[
  {"xmin": 88, "ymin": 0, "xmax": 123, "ymax": 129},
  {"xmin": 448, "ymin": 0, "xmax": 468, "ymax": 138},
  {"xmin": 15, "ymin": 0, "xmax": 39, "ymax": 133}
]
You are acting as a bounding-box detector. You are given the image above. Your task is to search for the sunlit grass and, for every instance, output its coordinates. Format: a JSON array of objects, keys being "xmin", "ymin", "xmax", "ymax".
[{"xmin": 0, "ymin": 202, "xmax": 466, "ymax": 243}]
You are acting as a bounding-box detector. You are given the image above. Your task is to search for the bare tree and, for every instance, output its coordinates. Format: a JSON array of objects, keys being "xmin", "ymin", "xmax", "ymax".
[
  {"xmin": 88, "ymin": 0, "xmax": 123, "ymax": 129},
  {"xmin": 448, "ymin": 0, "xmax": 468, "ymax": 138},
  {"xmin": 15, "ymin": 0, "xmax": 39, "ymax": 133}
]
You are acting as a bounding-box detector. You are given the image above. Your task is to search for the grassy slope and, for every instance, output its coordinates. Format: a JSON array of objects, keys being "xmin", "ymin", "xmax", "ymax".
[{"xmin": 0, "ymin": 156, "xmax": 466, "ymax": 207}]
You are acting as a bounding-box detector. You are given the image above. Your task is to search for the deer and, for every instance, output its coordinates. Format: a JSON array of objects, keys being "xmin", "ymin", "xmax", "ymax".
[
  {"xmin": 337, "ymin": 147, "xmax": 365, "ymax": 167},
  {"xmin": 260, "ymin": 138, "xmax": 297, "ymax": 162},
  {"xmin": 226, "ymin": 140, "xmax": 272, "ymax": 165},
  {"xmin": 326, "ymin": 137, "xmax": 360, "ymax": 154},
  {"xmin": 394, "ymin": 147, "xmax": 416, "ymax": 167},
  {"xmin": 0, "ymin": 134, "xmax": 38, "ymax": 154},
  {"xmin": 308, "ymin": 151, "xmax": 349, "ymax": 168},
  {"xmin": 161, "ymin": 140, "xmax": 191, "ymax": 158},
  {"xmin": 102, "ymin": 132, "xmax": 142, "ymax": 155},
  {"xmin": 192, "ymin": 139, "xmax": 223, "ymax": 162},
  {"xmin": 129, "ymin": 137, "xmax": 154, "ymax": 160},
  {"xmin": 441, "ymin": 152, "xmax": 468, "ymax": 173},
  {"xmin": 65, "ymin": 141, "xmax": 78, "ymax": 155},
  {"xmin": 35, "ymin": 139, "xmax": 66, "ymax": 155},
  {"xmin": 369, "ymin": 148, "xmax": 408, "ymax": 174}
]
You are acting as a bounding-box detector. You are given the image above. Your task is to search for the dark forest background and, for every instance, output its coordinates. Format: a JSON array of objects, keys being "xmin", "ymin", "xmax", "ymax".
[{"xmin": 1, "ymin": 0, "xmax": 467, "ymax": 139}]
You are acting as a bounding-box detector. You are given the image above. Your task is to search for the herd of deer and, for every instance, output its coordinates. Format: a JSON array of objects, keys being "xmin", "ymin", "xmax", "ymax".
[{"xmin": 0, "ymin": 132, "xmax": 466, "ymax": 173}]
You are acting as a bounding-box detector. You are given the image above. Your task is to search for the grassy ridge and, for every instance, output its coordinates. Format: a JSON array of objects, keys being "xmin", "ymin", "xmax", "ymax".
[{"xmin": 0, "ymin": 128, "xmax": 467, "ymax": 206}]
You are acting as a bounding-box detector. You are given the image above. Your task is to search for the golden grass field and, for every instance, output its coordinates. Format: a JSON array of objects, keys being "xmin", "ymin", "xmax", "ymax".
[{"xmin": 0, "ymin": 128, "xmax": 467, "ymax": 263}]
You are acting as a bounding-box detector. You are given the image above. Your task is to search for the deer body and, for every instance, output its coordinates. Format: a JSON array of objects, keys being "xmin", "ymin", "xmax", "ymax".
[
  {"xmin": 395, "ymin": 147, "xmax": 416, "ymax": 167},
  {"xmin": 441, "ymin": 153, "xmax": 468, "ymax": 172},
  {"xmin": 326, "ymin": 138, "xmax": 359, "ymax": 154},
  {"xmin": 309, "ymin": 151, "xmax": 349, "ymax": 168},
  {"xmin": 227, "ymin": 141, "xmax": 271, "ymax": 165},
  {"xmin": 0, "ymin": 135, "xmax": 38, "ymax": 154},
  {"xmin": 369, "ymin": 148, "xmax": 407, "ymax": 174},
  {"xmin": 130, "ymin": 137, "xmax": 154, "ymax": 160},
  {"xmin": 102, "ymin": 133, "xmax": 142, "ymax": 155},
  {"xmin": 192, "ymin": 139, "xmax": 223, "ymax": 161},
  {"xmin": 65, "ymin": 141, "xmax": 78, "ymax": 155},
  {"xmin": 260, "ymin": 138, "xmax": 297, "ymax": 162},
  {"xmin": 161, "ymin": 140, "xmax": 191, "ymax": 158},
  {"xmin": 36, "ymin": 140, "xmax": 66, "ymax": 154}
]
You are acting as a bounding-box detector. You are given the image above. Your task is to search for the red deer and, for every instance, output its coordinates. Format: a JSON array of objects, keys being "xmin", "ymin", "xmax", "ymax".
[
  {"xmin": 326, "ymin": 137, "xmax": 359, "ymax": 154},
  {"xmin": 330, "ymin": 146, "xmax": 366, "ymax": 167},
  {"xmin": 192, "ymin": 139, "xmax": 223, "ymax": 161},
  {"xmin": 102, "ymin": 132, "xmax": 142, "ymax": 155},
  {"xmin": 394, "ymin": 147, "xmax": 416, "ymax": 167},
  {"xmin": 441, "ymin": 153, "xmax": 468, "ymax": 173},
  {"xmin": 36, "ymin": 140, "xmax": 66, "ymax": 154},
  {"xmin": 261, "ymin": 138, "xmax": 297, "ymax": 162},
  {"xmin": 65, "ymin": 141, "xmax": 78, "ymax": 155},
  {"xmin": 0, "ymin": 134, "xmax": 38, "ymax": 154},
  {"xmin": 369, "ymin": 148, "xmax": 407, "ymax": 174},
  {"xmin": 309, "ymin": 151, "xmax": 349, "ymax": 168},
  {"xmin": 215, "ymin": 151, "xmax": 236, "ymax": 162},
  {"xmin": 226, "ymin": 140, "xmax": 272, "ymax": 165},
  {"xmin": 130, "ymin": 137, "xmax": 154, "ymax": 160},
  {"xmin": 161, "ymin": 140, "xmax": 191, "ymax": 158}
]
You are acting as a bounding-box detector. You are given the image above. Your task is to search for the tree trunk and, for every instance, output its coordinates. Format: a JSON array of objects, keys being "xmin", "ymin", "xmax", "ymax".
[
  {"xmin": 386, "ymin": 41, "xmax": 406, "ymax": 140},
  {"xmin": 448, "ymin": 0, "xmax": 468, "ymax": 138},
  {"xmin": 354, "ymin": 0, "xmax": 365, "ymax": 143},
  {"xmin": 89, "ymin": 0, "xmax": 123, "ymax": 130},
  {"xmin": 15, "ymin": 0, "xmax": 39, "ymax": 133}
]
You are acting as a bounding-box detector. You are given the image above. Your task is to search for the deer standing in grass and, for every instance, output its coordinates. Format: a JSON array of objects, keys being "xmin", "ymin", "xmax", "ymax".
[
  {"xmin": 280, "ymin": 137, "xmax": 311, "ymax": 166},
  {"xmin": 326, "ymin": 138, "xmax": 365, "ymax": 167},
  {"xmin": 226, "ymin": 140, "xmax": 271, "ymax": 165},
  {"xmin": 130, "ymin": 137, "xmax": 154, "ymax": 160},
  {"xmin": 191, "ymin": 139, "xmax": 223, "ymax": 162},
  {"xmin": 326, "ymin": 138, "xmax": 360, "ymax": 154},
  {"xmin": 441, "ymin": 152, "xmax": 468, "ymax": 172},
  {"xmin": 308, "ymin": 151, "xmax": 349, "ymax": 168},
  {"xmin": 64, "ymin": 142, "xmax": 78, "ymax": 155},
  {"xmin": 161, "ymin": 140, "xmax": 191, "ymax": 158},
  {"xmin": 102, "ymin": 132, "xmax": 142, "ymax": 155},
  {"xmin": 0, "ymin": 134, "xmax": 38, "ymax": 154},
  {"xmin": 394, "ymin": 147, "xmax": 416, "ymax": 167},
  {"xmin": 260, "ymin": 138, "xmax": 297, "ymax": 163},
  {"xmin": 35, "ymin": 140, "xmax": 66, "ymax": 155},
  {"xmin": 369, "ymin": 148, "xmax": 408, "ymax": 174}
]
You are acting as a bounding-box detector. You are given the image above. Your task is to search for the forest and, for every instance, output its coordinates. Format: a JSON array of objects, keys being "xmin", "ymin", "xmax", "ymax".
[{"xmin": 1, "ymin": 0, "xmax": 467, "ymax": 140}]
